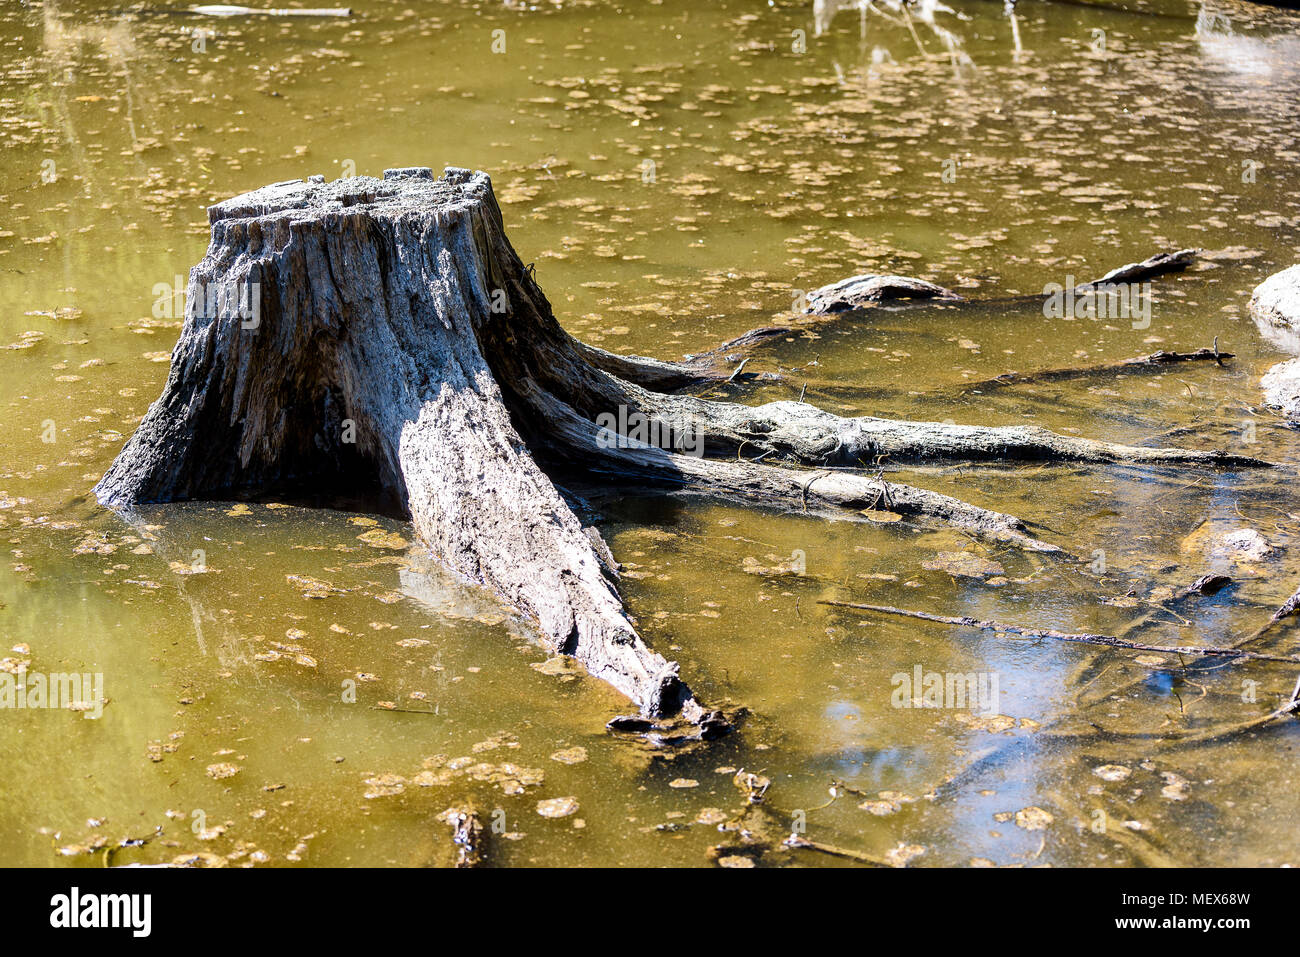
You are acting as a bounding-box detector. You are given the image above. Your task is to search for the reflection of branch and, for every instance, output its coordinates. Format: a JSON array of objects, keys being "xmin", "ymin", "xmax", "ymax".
[
  {"xmin": 185, "ymin": 5, "xmax": 353, "ymax": 18},
  {"xmin": 896, "ymin": 2, "xmax": 929, "ymax": 59}
]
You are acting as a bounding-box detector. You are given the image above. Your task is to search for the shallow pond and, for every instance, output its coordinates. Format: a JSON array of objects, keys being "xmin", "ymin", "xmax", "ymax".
[{"xmin": 3, "ymin": 0, "xmax": 1300, "ymax": 867}]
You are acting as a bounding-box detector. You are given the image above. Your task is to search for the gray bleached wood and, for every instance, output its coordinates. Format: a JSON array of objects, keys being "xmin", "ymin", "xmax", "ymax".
[{"xmin": 95, "ymin": 167, "xmax": 1269, "ymax": 732}]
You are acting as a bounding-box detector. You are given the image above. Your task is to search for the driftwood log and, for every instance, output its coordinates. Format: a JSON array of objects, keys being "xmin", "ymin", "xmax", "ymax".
[{"xmin": 94, "ymin": 166, "xmax": 1270, "ymax": 735}]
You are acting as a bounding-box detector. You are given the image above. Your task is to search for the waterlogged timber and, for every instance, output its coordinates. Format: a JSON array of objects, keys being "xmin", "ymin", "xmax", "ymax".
[
  {"xmin": 3, "ymin": 0, "xmax": 1300, "ymax": 868},
  {"xmin": 92, "ymin": 166, "xmax": 1254, "ymax": 729}
]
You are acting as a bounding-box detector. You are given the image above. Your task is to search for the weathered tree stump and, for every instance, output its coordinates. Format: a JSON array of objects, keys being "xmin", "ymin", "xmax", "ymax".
[
  {"xmin": 95, "ymin": 166, "xmax": 1269, "ymax": 736},
  {"xmin": 96, "ymin": 167, "xmax": 727, "ymax": 736}
]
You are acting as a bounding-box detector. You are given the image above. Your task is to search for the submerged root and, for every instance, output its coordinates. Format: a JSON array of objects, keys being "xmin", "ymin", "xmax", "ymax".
[{"xmin": 529, "ymin": 383, "xmax": 1063, "ymax": 553}]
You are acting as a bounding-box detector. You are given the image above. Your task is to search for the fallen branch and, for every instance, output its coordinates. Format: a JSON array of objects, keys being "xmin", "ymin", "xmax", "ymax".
[
  {"xmin": 1154, "ymin": 685, "xmax": 1300, "ymax": 749},
  {"xmin": 931, "ymin": 683, "xmax": 1300, "ymax": 801},
  {"xmin": 908, "ymin": 597, "xmax": 1300, "ymax": 799},
  {"xmin": 608, "ymin": 249, "xmax": 1204, "ymax": 388},
  {"xmin": 820, "ymin": 600, "xmax": 1300, "ymax": 664},
  {"xmin": 957, "ymin": 346, "xmax": 1233, "ymax": 392},
  {"xmin": 782, "ymin": 834, "xmax": 892, "ymax": 867}
]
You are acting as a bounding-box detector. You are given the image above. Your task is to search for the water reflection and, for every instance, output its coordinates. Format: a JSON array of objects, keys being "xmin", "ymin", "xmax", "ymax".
[
  {"xmin": 813, "ymin": 0, "xmax": 977, "ymax": 77},
  {"xmin": 1196, "ymin": 0, "xmax": 1300, "ymax": 84}
]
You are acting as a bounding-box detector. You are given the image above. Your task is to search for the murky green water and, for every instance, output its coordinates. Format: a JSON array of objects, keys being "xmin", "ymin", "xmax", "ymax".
[{"xmin": 3, "ymin": 0, "xmax": 1300, "ymax": 867}]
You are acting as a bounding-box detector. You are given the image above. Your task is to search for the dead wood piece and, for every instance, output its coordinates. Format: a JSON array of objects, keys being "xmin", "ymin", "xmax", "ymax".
[
  {"xmin": 960, "ymin": 346, "xmax": 1234, "ymax": 392},
  {"xmin": 820, "ymin": 600, "xmax": 1300, "ymax": 664},
  {"xmin": 782, "ymin": 834, "xmax": 892, "ymax": 867},
  {"xmin": 1271, "ymin": 582, "xmax": 1300, "ymax": 622},
  {"xmin": 804, "ymin": 274, "xmax": 964, "ymax": 314},
  {"xmin": 1178, "ymin": 573, "xmax": 1233, "ymax": 600},
  {"xmin": 437, "ymin": 805, "xmax": 484, "ymax": 868},
  {"xmin": 1080, "ymin": 248, "xmax": 1198, "ymax": 288}
]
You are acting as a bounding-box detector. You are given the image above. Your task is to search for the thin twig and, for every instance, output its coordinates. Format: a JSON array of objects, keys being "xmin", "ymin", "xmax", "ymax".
[{"xmin": 820, "ymin": 600, "xmax": 1300, "ymax": 664}]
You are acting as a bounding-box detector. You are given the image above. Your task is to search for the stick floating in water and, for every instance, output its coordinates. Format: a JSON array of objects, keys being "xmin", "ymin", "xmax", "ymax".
[{"xmin": 188, "ymin": 4, "xmax": 353, "ymax": 16}]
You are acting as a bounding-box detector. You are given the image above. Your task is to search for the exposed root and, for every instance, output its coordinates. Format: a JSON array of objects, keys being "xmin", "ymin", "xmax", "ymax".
[
  {"xmin": 530, "ymin": 384, "xmax": 1063, "ymax": 553},
  {"xmin": 618, "ymin": 391, "xmax": 1275, "ymax": 469}
]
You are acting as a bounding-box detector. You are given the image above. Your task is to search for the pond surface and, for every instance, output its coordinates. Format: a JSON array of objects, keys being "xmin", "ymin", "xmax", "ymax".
[{"xmin": 3, "ymin": 0, "xmax": 1300, "ymax": 867}]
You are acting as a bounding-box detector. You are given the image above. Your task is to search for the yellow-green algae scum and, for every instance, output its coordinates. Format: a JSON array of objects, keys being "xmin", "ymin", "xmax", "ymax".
[{"xmin": 2, "ymin": 0, "xmax": 1300, "ymax": 867}]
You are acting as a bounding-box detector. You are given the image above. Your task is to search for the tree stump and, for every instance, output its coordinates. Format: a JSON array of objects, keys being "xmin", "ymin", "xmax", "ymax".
[
  {"xmin": 96, "ymin": 166, "xmax": 1268, "ymax": 738},
  {"xmin": 95, "ymin": 166, "xmax": 732, "ymax": 736}
]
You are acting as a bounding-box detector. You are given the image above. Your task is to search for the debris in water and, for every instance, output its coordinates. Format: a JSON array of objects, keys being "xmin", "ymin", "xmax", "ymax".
[
  {"xmin": 1093, "ymin": 765, "xmax": 1131, "ymax": 782},
  {"xmin": 537, "ymin": 797, "xmax": 579, "ymax": 818},
  {"xmin": 1014, "ymin": 806, "xmax": 1054, "ymax": 831},
  {"xmin": 550, "ymin": 746, "xmax": 588, "ymax": 765},
  {"xmin": 363, "ymin": 773, "xmax": 406, "ymax": 798},
  {"xmin": 884, "ymin": 843, "xmax": 927, "ymax": 867},
  {"xmin": 922, "ymin": 551, "xmax": 1006, "ymax": 580}
]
